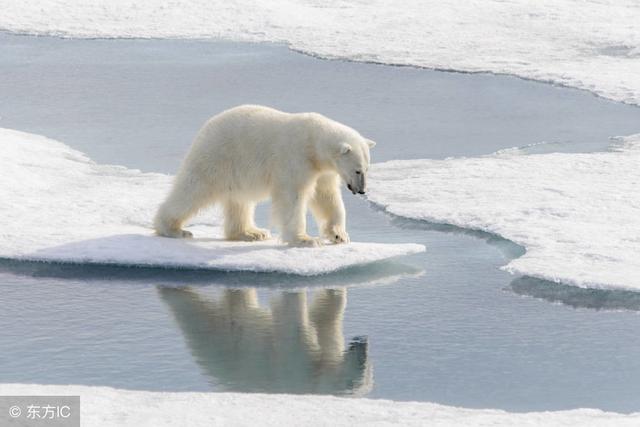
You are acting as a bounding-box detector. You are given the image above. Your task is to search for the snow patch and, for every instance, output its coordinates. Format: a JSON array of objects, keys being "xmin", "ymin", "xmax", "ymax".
[
  {"xmin": 0, "ymin": 128, "xmax": 423, "ymax": 275},
  {"xmin": 1, "ymin": 383, "xmax": 639, "ymax": 427},
  {"xmin": 1, "ymin": 1, "xmax": 640, "ymax": 105},
  {"xmin": 368, "ymin": 134, "xmax": 640, "ymax": 291}
]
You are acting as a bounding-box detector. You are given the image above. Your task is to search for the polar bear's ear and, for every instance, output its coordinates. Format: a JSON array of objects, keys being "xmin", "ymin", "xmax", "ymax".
[
  {"xmin": 365, "ymin": 139, "xmax": 377, "ymax": 148},
  {"xmin": 340, "ymin": 143, "xmax": 352, "ymax": 155}
]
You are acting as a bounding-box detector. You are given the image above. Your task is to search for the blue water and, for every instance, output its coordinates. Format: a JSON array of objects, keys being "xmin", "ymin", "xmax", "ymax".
[{"xmin": 2, "ymin": 34, "xmax": 640, "ymax": 412}]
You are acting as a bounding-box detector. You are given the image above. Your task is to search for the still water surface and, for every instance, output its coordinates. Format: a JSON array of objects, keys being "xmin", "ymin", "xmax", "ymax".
[{"xmin": 1, "ymin": 34, "xmax": 640, "ymax": 412}]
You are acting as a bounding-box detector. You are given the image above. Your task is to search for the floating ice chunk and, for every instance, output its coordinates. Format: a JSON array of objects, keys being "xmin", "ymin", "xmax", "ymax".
[
  {"xmin": 1, "ymin": 383, "xmax": 639, "ymax": 427},
  {"xmin": 368, "ymin": 135, "xmax": 640, "ymax": 291},
  {"xmin": 0, "ymin": 128, "xmax": 423, "ymax": 275},
  {"xmin": 1, "ymin": 1, "xmax": 640, "ymax": 105}
]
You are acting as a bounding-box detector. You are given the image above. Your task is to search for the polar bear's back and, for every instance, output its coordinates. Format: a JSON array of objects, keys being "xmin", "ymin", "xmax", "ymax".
[{"xmin": 175, "ymin": 105, "xmax": 316, "ymax": 199}]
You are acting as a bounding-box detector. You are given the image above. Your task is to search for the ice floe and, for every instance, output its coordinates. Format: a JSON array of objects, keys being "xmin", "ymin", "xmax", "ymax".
[
  {"xmin": 1, "ymin": 1, "xmax": 640, "ymax": 105},
  {"xmin": 368, "ymin": 134, "xmax": 640, "ymax": 291},
  {"xmin": 1, "ymin": 383, "xmax": 639, "ymax": 427},
  {"xmin": 0, "ymin": 128, "xmax": 423, "ymax": 274}
]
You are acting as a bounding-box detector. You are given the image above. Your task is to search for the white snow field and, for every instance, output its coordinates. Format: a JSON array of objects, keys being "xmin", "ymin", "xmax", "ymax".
[
  {"xmin": 1, "ymin": 384, "xmax": 639, "ymax": 427},
  {"xmin": 1, "ymin": 1, "xmax": 640, "ymax": 105},
  {"xmin": 0, "ymin": 128, "xmax": 423, "ymax": 274},
  {"xmin": 368, "ymin": 134, "xmax": 640, "ymax": 291}
]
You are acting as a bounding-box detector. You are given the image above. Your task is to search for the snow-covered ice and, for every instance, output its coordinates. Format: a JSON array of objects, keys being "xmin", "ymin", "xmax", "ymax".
[
  {"xmin": 368, "ymin": 135, "xmax": 640, "ymax": 291},
  {"xmin": 1, "ymin": 383, "xmax": 639, "ymax": 427},
  {"xmin": 1, "ymin": 1, "xmax": 640, "ymax": 105},
  {"xmin": 0, "ymin": 128, "xmax": 423, "ymax": 274}
]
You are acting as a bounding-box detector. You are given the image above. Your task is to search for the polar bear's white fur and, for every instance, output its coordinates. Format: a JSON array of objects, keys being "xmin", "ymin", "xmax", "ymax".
[{"xmin": 154, "ymin": 105, "xmax": 375, "ymax": 247}]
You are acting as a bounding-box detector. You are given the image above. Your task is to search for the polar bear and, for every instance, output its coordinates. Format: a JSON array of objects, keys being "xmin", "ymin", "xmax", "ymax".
[{"xmin": 154, "ymin": 105, "xmax": 375, "ymax": 247}]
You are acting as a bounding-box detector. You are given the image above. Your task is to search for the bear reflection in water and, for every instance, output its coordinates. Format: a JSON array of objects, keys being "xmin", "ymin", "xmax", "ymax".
[{"xmin": 159, "ymin": 287, "xmax": 372, "ymax": 395}]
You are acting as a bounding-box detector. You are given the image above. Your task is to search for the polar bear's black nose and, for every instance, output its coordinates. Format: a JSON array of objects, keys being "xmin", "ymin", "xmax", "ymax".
[{"xmin": 358, "ymin": 190, "xmax": 365, "ymax": 195}]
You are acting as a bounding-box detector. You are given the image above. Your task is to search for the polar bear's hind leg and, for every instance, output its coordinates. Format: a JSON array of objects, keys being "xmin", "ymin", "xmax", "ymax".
[
  {"xmin": 154, "ymin": 178, "xmax": 214, "ymax": 239},
  {"xmin": 223, "ymin": 200, "xmax": 271, "ymax": 241}
]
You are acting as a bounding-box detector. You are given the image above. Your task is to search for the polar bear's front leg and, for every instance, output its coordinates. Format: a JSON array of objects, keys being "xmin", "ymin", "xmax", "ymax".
[
  {"xmin": 272, "ymin": 188, "xmax": 321, "ymax": 247},
  {"xmin": 309, "ymin": 174, "xmax": 350, "ymax": 244},
  {"xmin": 223, "ymin": 200, "xmax": 271, "ymax": 241}
]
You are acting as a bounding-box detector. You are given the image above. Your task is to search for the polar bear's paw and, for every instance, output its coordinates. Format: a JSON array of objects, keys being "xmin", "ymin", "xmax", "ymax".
[
  {"xmin": 180, "ymin": 230, "xmax": 194, "ymax": 239},
  {"xmin": 158, "ymin": 228, "xmax": 193, "ymax": 239},
  {"xmin": 230, "ymin": 227, "xmax": 272, "ymax": 242},
  {"xmin": 290, "ymin": 235, "xmax": 323, "ymax": 248},
  {"xmin": 323, "ymin": 226, "xmax": 350, "ymax": 244}
]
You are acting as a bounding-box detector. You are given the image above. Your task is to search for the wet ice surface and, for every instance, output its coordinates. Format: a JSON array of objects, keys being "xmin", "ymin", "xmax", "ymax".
[
  {"xmin": 4, "ymin": 384, "xmax": 640, "ymax": 427},
  {"xmin": 368, "ymin": 135, "xmax": 640, "ymax": 290},
  {"xmin": 2, "ymin": 34, "xmax": 640, "ymax": 412},
  {"xmin": 3, "ymin": 1, "xmax": 640, "ymax": 105}
]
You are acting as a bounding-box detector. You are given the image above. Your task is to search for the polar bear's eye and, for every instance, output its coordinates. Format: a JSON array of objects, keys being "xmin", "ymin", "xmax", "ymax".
[{"xmin": 355, "ymin": 170, "xmax": 362, "ymax": 175}]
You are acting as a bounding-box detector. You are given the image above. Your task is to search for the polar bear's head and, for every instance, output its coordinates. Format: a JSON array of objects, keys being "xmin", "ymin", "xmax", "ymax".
[{"xmin": 335, "ymin": 137, "xmax": 376, "ymax": 195}]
